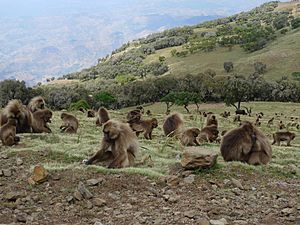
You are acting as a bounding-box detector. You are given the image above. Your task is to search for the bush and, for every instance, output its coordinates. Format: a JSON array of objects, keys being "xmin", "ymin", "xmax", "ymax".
[
  {"xmin": 291, "ymin": 18, "xmax": 300, "ymax": 29},
  {"xmin": 224, "ymin": 62, "xmax": 234, "ymax": 73},
  {"xmin": 69, "ymin": 100, "xmax": 91, "ymax": 111},
  {"xmin": 94, "ymin": 92, "xmax": 117, "ymax": 109},
  {"xmin": 254, "ymin": 62, "xmax": 267, "ymax": 74}
]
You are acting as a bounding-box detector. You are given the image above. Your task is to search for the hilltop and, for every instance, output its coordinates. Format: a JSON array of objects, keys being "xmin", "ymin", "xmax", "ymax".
[{"xmin": 60, "ymin": 1, "xmax": 300, "ymax": 85}]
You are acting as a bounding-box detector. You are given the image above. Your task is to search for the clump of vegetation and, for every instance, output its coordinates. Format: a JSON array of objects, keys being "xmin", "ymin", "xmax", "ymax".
[{"xmin": 69, "ymin": 100, "xmax": 91, "ymax": 111}]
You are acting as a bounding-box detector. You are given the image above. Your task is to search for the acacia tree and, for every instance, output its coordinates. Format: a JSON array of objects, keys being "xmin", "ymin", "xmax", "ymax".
[
  {"xmin": 223, "ymin": 76, "xmax": 251, "ymax": 111},
  {"xmin": 161, "ymin": 92, "xmax": 176, "ymax": 113}
]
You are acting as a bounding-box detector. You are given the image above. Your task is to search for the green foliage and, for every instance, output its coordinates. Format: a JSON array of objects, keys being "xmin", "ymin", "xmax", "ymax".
[
  {"xmin": 239, "ymin": 25, "xmax": 275, "ymax": 52},
  {"xmin": 44, "ymin": 85, "xmax": 89, "ymax": 110},
  {"xmin": 115, "ymin": 74, "xmax": 136, "ymax": 85},
  {"xmin": 223, "ymin": 76, "xmax": 251, "ymax": 109},
  {"xmin": 254, "ymin": 62, "xmax": 267, "ymax": 74},
  {"xmin": 224, "ymin": 62, "xmax": 234, "ymax": 73},
  {"xmin": 291, "ymin": 72, "xmax": 300, "ymax": 80},
  {"xmin": 69, "ymin": 100, "xmax": 91, "ymax": 111},
  {"xmin": 187, "ymin": 37, "xmax": 216, "ymax": 53},
  {"xmin": 0, "ymin": 79, "xmax": 43, "ymax": 107},
  {"xmin": 273, "ymin": 14, "xmax": 289, "ymax": 30},
  {"xmin": 94, "ymin": 92, "xmax": 117, "ymax": 108},
  {"xmin": 291, "ymin": 18, "xmax": 300, "ymax": 29}
]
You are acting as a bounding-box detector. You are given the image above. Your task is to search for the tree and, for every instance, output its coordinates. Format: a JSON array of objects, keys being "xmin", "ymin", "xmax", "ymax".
[
  {"xmin": 273, "ymin": 15, "xmax": 289, "ymax": 30},
  {"xmin": 161, "ymin": 92, "xmax": 176, "ymax": 113},
  {"xmin": 223, "ymin": 76, "xmax": 251, "ymax": 110},
  {"xmin": 94, "ymin": 92, "xmax": 117, "ymax": 109},
  {"xmin": 254, "ymin": 62, "xmax": 267, "ymax": 74},
  {"xmin": 224, "ymin": 62, "xmax": 234, "ymax": 73},
  {"xmin": 0, "ymin": 80, "xmax": 30, "ymax": 107}
]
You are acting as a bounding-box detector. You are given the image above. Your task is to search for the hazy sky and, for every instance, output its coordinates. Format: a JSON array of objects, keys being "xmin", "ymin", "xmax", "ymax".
[{"xmin": 0, "ymin": 0, "xmax": 281, "ymax": 18}]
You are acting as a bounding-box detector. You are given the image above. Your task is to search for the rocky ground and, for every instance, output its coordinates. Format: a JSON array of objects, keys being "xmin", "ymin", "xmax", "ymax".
[{"xmin": 0, "ymin": 150, "xmax": 299, "ymax": 225}]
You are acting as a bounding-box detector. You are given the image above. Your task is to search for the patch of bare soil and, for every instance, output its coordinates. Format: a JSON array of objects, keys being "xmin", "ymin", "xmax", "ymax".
[{"xmin": 0, "ymin": 151, "xmax": 299, "ymax": 225}]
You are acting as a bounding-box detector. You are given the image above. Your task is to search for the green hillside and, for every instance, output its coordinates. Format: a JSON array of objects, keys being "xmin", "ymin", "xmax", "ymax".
[
  {"xmin": 59, "ymin": 1, "xmax": 300, "ymax": 84},
  {"xmin": 33, "ymin": 1, "xmax": 300, "ymax": 110}
]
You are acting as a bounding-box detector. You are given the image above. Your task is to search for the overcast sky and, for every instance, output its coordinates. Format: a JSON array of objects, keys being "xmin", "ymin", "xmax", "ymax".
[{"xmin": 0, "ymin": 0, "xmax": 285, "ymax": 18}]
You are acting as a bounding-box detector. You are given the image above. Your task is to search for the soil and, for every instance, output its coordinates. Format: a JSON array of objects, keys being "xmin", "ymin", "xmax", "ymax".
[{"xmin": 0, "ymin": 150, "xmax": 299, "ymax": 225}]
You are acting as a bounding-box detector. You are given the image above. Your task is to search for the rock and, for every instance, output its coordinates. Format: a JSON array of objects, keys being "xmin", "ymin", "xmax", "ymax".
[
  {"xmin": 184, "ymin": 210, "xmax": 196, "ymax": 219},
  {"xmin": 197, "ymin": 218, "xmax": 210, "ymax": 225},
  {"xmin": 15, "ymin": 213, "xmax": 27, "ymax": 223},
  {"xmin": 93, "ymin": 198, "xmax": 106, "ymax": 207},
  {"xmin": 233, "ymin": 220, "xmax": 247, "ymax": 225},
  {"xmin": 1, "ymin": 153, "xmax": 8, "ymax": 159},
  {"xmin": 231, "ymin": 178, "xmax": 244, "ymax": 190},
  {"xmin": 281, "ymin": 208, "xmax": 294, "ymax": 215},
  {"xmin": 86, "ymin": 178, "xmax": 103, "ymax": 186},
  {"xmin": 86, "ymin": 201, "xmax": 93, "ymax": 209},
  {"xmin": 77, "ymin": 182, "xmax": 93, "ymax": 199},
  {"xmin": 94, "ymin": 222, "xmax": 104, "ymax": 225},
  {"xmin": 183, "ymin": 174, "xmax": 196, "ymax": 184},
  {"xmin": 210, "ymin": 218, "xmax": 228, "ymax": 225},
  {"xmin": 181, "ymin": 147, "xmax": 218, "ymax": 169},
  {"xmin": 5, "ymin": 192, "xmax": 22, "ymax": 201},
  {"xmin": 166, "ymin": 175, "xmax": 180, "ymax": 187},
  {"xmin": 28, "ymin": 165, "xmax": 48, "ymax": 185},
  {"xmin": 73, "ymin": 190, "xmax": 83, "ymax": 201},
  {"xmin": 3, "ymin": 169, "xmax": 12, "ymax": 177},
  {"xmin": 66, "ymin": 196, "xmax": 74, "ymax": 204},
  {"xmin": 16, "ymin": 158, "xmax": 23, "ymax": 166}
]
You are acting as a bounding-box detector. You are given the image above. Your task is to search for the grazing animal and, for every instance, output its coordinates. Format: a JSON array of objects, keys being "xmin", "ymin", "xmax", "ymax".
[
  {"xmin": 129, "ymin": 118, "xmax": 158, "ymax": 140},
  {"xmin": 272, "ymin": 131, "xmax": 296, "ymax": 146}
]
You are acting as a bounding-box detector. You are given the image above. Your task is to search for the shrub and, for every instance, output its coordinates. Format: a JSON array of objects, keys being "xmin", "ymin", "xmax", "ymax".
[{"xmin": 69, "ymin": 100, "xmax": 91, "ymax": 111}]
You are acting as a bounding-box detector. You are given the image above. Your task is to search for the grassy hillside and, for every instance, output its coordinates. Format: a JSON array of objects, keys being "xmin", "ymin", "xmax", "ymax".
[
  {"xmin": 3, "ymin": 102, "xmax": 299, "ymax": 178},
  {"xmin": 55, "ymin": 1, "xmax": 300, "ymax": 87}
]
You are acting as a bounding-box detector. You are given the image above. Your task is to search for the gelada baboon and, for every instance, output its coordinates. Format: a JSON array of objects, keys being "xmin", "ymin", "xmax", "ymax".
[
  {"xmin": 146, "ymin": 110, "xmax": 152, "ymax": 116},
  {"xmin": 136, "ymin": 106, "xmax": 144, "ymax": 114},
  {"xmin": 206, "ymin": 114, "xmax": 218, "ymax": 127},
  {"xmin": 0, "ymin": 99, "xmax": 32, "ymax": 133},
  {"xmin": 27, "ymin": 96, "xmax": 46, "ymax": 113},
  {"xmin": 129, "ymin": 118, "xmax": 158, "ymax": 140},
  {"xmin": 96, "ymin": 107, "xmax": 110, "ymax": 126},
  {"xmin": 278, "ymin": 121, "xmax": 285, "ymax": 130},
  {"xmin": 32, "ymin": 109, "xmax": 53, "ymax": 133},
  {"xmin": 272, "ymin": 131, "xmax": 296, "ymax": 146},
  {"xmin": 126, "ymin": 109, "xmax": 142, "ymax": 123},
  {"xmin": 84, "ymin": 120, "xmax": 139, "ymax": 168},
  {"xmin": 267, "ymin": 117, "xmax": 274, "ymax": 126},
  {"xmin": 198, "ymin": 125, "xmax": 219, "ymax": 143},
  {"xmin": 87, "ymin": 110, "xmax": 96, "ymax": 118},
  {"xmin": 163, "ymin": 113, "xmax": 184, "ymax": 137},
  {"xmin": 233, "ymin": 115, "xmax": 241, "ymax": 122},
  {"xmin": 180, "ymin": 128, "xmax": 201, "ymax": 146},
  {"xmin": 254, "ymin": 118, "xmax": 261, "ymax": 126},
  {"xmin": 0, "ymin": 119, "xmax": 20, "ymax": 146},
  {"xmin": 220, "ymin": 111, "xmax": 230, "ymax": 118},
  {"xmin": 220, "ymin": 121, "xmax": 272, "ymax": 165},
  {"xmin": 60, "ymin": 112, "xmax": 79, "ymax": 134}
]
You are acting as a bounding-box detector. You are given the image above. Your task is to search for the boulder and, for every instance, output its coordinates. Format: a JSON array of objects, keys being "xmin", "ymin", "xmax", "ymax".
[{"xmin": 181, "ymin": 147, "xmax": 218, "ymax": 169}]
